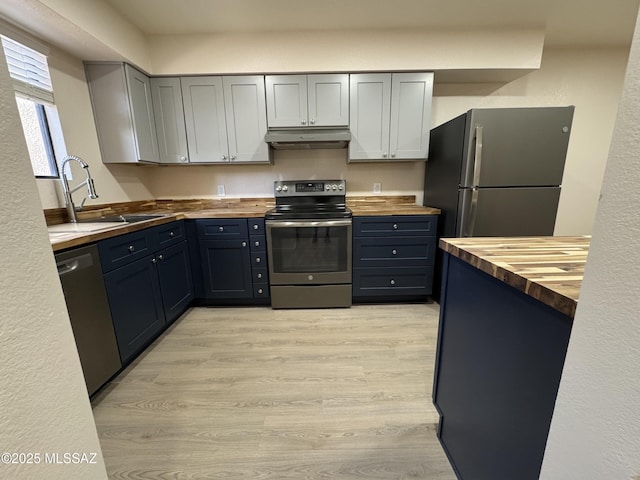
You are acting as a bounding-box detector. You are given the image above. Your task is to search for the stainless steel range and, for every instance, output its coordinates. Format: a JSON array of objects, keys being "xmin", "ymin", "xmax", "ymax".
[{"xmin": 265, "ymin": 180, "xmax": 352, "ymax": 308}]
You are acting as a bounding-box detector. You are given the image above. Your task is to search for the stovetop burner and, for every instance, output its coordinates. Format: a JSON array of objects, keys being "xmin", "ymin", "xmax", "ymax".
[{"xmin": 266, "ymin": 179, "xmax": 351, "ymax": 220}]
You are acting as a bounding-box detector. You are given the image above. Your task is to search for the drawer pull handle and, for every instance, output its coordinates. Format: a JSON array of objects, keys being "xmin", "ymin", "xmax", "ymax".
[
  {"xmin": 257, "ymin": 273, "xmax": 263, "ymax": 279},
  {"xmin": 255, "ymin": 241, "xmax": 260, "ymax": 247},
  {"xmin": 257, "ymin": 288, "xmax": 263, "ymax": 294},
  {"xmin": 241, "ymin": 241, "xmax": 247, "ymax": 247},
  {"xmin": 253, "ymin": 224, "xmax": 259, "ymax": 230},
  {"xmin": 392, "ymin": 249, "xmax": 397, "ymax": 255},
  {"xmin": 128, "ymin": 245, "xmax": 135, "ymax": 252},
  {"xmin": 256, "ymin": 257, "xmax": 261, "ymax": 263},
  {"xmin": 169, "ymin": 231, "xmax": 175, "ymax": 237},
  {"xmin": 219, "ymin": 226, "xmax": 224, "ymax": 232},
  {"xmin": 390, "ymin": 279, "xmax": 396, "ymax": 285},
  {"xmin": 393, "ymin": 224, "xmax": 398, "ymax": 230}
]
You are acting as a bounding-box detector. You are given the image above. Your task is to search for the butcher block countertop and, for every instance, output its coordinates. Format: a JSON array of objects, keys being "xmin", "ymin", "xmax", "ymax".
[
  {"xmin": 47, "ymin": 196, "xmax": 440, "ymax": 251},
  {"xmin": 440, "ymin": 236, "xmax": 590, "ymax": 318}
]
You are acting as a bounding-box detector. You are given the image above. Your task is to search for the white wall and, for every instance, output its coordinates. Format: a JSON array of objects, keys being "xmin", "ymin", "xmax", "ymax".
[
  {"xmin": 539, "ymin": 9, "xmax": 640, "ymax": 480},
  {"xmin": 432, "ymin": 47, "xmax": 628, "ymax": 235},
  {"xmin": 0, "ymin": 42, "xmax": 107, "ymax": 480},
  {"xmin": 19, "ymin": 20, "xmax": 627, "ymax": 235}
]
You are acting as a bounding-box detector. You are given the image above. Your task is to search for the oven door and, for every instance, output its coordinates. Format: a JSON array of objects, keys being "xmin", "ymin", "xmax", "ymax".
[{"xmin": 266, "ymin": 219, "xmax": 352, "ymax": 285}]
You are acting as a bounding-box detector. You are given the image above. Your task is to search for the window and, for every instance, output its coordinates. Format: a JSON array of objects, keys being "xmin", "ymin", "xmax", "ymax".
[{"xmin": 1, "ymin": 34, "xmax": 65, "ymax": 178}]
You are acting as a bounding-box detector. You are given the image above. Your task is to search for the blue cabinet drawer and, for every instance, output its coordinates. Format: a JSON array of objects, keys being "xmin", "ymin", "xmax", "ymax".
[
  {"xmin": 253, "ymin": 283, "xmax": 270, "ymax": 298},
  {"xmin": 248, "ymin": 218, "xmax": 265, "ymax": 235},
  {"xmin": 353, "ymin": 267, "xmax": 433, "ymax": 297},
  {"xmin": 252, "ymin": 267, "xmax": 268, "ymax": 283},
  {"xmin": 353, "ymin": 215, "xmax": 437, "ymax": 237},
  {"xmin": 98, "ymin": 229, "xmax": 154, "ymax": 273},
  {"xmin": 197, "ymin": 219, "xmax": 248, "ymax": 239},
  {"xmin": 250, "ymin": 235, "xmax": 266, "ymax": 252},
  {"xmin": 353, "ymin": 236, "xmax": 437, "ymax": 268},
  {"xmin": 153, "ymin": 220, "xmax": 185, "ymax": 249},
  {"xmin": 251, "ymin": 252, "xmax": 267, "ymax": 267}
]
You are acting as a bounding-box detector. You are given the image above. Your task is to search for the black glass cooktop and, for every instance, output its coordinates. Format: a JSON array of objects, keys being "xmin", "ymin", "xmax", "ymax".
[{"xmin": 265, "ymin": 204, "xmax": 352, "ymax": 220}]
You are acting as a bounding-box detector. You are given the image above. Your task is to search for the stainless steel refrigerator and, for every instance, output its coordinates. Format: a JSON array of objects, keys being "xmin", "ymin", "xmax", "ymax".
[{"xmin": 423, "ymin": 106, "xmax": 575, "ymax": 297}]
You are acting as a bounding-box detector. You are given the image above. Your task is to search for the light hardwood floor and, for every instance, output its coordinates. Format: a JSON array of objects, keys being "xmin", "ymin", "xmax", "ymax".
[{"xmin": 92, "ymin": 304, "xmax": 456, "ymax": 479}]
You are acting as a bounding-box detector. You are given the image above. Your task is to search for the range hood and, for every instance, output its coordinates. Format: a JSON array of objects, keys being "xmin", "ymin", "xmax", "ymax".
[{"xmin": 265, "ymin": 129, "xmax": 351, "ymax": 150}]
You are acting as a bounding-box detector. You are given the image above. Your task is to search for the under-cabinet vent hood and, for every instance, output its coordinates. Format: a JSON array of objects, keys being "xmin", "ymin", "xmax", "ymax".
[{"xmin": 265, "ymin": 129, "xmax": 351, "ymax": 150}]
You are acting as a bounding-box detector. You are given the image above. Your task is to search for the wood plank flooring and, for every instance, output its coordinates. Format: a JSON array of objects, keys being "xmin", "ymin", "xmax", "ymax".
[{"xmin": 91, "ymin": 304, "xmax": 456, "ymax": 479}]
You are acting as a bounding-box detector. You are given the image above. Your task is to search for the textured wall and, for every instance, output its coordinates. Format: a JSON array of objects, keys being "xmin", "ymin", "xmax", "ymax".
[
  {"xmin": 539, "ymin": 9, "xmax": 640, "ymax": 480},
  {"xmin": 0, "ymin": 42, "xmax": 107, "ymax": 479}
]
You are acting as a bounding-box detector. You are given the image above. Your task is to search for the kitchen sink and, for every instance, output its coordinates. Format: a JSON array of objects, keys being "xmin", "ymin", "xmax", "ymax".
[{"xmin": 80, "ymin": 213, "xmax": 168, "ymax": 224}]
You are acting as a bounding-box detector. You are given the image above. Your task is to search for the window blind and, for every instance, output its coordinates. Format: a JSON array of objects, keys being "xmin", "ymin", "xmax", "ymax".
[{"xmin": 1, "ymin": 35, "xmax": 54, "ymax": 104}]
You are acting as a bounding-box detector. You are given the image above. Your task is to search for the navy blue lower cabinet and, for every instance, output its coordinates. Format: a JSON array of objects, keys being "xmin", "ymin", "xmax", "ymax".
[
  {"xmin": 199, "ymin": 238, "xmax": 253, "ymax": 299},
  {"xmin": 432, "ymin": 254, "xmax": 572, "ymax": 480},
  {"xmin": 104, "ymin": 254, "xmax": 165, "ymax": 364},
  {"xmin": 156, "ymin": 241, "xmax": 194, "ymax": 324}
]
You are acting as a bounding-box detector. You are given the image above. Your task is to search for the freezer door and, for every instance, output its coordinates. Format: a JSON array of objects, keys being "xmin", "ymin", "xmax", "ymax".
[
  {"xmin": 461, "ymin": 107, "xmax": 574, "ymax": 188},
  {"xmin": 457, "ymin": 187, "xmax": 561, "ymax": 237}
]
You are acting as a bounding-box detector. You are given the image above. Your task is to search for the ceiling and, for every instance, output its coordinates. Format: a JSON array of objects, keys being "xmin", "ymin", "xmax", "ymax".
[{"xmin": 103, "ymin": 0, "xmax": 640, "ymax": 47}]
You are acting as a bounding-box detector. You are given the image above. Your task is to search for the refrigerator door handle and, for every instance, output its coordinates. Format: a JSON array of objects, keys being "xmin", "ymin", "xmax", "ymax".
[{"xmin": 464, "ymin": 125, "xmax": 483, "ymax": 237}]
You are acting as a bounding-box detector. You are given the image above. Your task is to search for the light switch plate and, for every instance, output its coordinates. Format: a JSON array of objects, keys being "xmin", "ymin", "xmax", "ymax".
[
  {"xmin": 217, "ymin": 185, "xmax": 226, "ymax": 197},
  {"xmin": 373, "ymin": 182, "xmax": 381, "ymax": 194}
]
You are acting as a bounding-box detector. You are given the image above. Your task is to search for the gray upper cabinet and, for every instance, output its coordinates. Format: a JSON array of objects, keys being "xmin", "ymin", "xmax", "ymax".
[
  {"xmin": 349, "ymin": 72, "xmax": 433, "ymax": 162},
  {"xmin": 85, "ymin": 62, "xmax": 160, "ymax": 164},
  {"xmin": 265, "ymin": 74, "xmax": 349, "ymax": 128},
  {"xmin": 222, "ymin": 76, "xmax": 269, "ymax": 163},
  {"xmin": 150, "ymin": 77, "xmax": 189, "ymax": 164},
  {"xmin": 181, "ymin": 76, "xmax": 269, "ymax": 164}
]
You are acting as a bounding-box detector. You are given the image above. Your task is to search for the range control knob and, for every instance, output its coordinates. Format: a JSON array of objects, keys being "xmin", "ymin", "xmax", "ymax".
[
  {"xmin": 338, "ymin": 184, "xmax": 344, "ymax": 190},
  {"xmin": 332, "ymin": 184, "xmax": 338, "ymax": 191},
  {"xmin": 325, "ymin": 185, "xmax": 331, "ymax": 191},
  {"xmin": 276, "ymin": 185, "xmax": 282, "ymax": 192},
  {"xmin": 282, "ymin": 185, "xmax": 289, "ymax": 192}
]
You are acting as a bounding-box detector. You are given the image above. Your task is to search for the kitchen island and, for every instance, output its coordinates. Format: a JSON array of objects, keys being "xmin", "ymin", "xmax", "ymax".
[{"xmin": 432, "ymin": 236, "xmax": 588, "ymax": 480}]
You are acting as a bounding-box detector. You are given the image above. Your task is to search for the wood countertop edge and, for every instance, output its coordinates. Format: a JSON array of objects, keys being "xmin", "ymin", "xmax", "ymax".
[
  {"xmin": 439, "ymin": 238, "xmax": 582, "ymax": 319},
  {"xmin": 49, "ymin": 202, "xmax": 440, "ymax": 252}
]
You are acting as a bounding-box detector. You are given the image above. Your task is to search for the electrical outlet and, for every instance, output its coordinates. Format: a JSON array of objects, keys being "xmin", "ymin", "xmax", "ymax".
[
  {"xmin": 217, "ymin": 185, "xmax": 226, "ymax": 197},
  {"xmin": 373, "ymin": 182, "xmax": 382, "ymax": 194}
]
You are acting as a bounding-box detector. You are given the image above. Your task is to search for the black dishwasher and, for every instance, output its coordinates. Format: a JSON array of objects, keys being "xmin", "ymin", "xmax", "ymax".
[{"xmin": 55, "ymin": 244, "xmax": 121, "ymax": 396}]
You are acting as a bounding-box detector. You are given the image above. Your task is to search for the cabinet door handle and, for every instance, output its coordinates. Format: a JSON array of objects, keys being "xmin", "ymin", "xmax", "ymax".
[
  {"xmin": 257, "ymin": 288, "xmax": 263, "ymax": 294},
  {"xmin": 392, "ymin": 224, "xmax": 398, "ymax": 230},
  {"xmin": 382, "ymin": 152, "xmax": 388, "ymax": 158},
  {"xmin": 254, "ymin": 241, "xmax": 260, "ymax": 247},
  {"xmin": 158, "ymin": 254, "xmax": 164, "ymax": 260},
  {"xmin": 257, "ymin": 273, "xmax": 263, "ymax": 279},
  {"xmin": 230, "ymin": 155, "xmax": 237, "ymax": 160},
  {"xmin": 392, "ymin": 249, "xmax": 397, "ymax": 255},
  {"xmin": 169, "ymin": 231, "xmax": 175, "ymax": 237},
  {"xmin": 180, "ymin": 155, "xmax": 187, "ymax": 162},
  {"xmin": 390, "ymin": 279, "xmax": 396, "ymax": 285},
  {"xmin": 310, "ymin": 119, "xmax": 315, "ymax": 125},
  {"xmin": 301, "ymin": 119, "xmax": 307, "ymax": 125},
  {"xmin": 151, "ymin": 258, "xmax": 157, "ymax": 264},
  {"xmin": 128, "ymin": 245, "xmax": 135, "ymax": 252},
  {"xmin": 255, "ymin": 257, "xmax": 261, "ymax": 263},
  {"xmin": 221, "ymin": 155, "xmax": 227, "ymax": 161},
  {"xmin": 241, "ymin": 241, "xmax": 247, "ymax": 247},
  {"xmin": 391, "ymin": 153, "xmax": 396, "ymax": 158}
]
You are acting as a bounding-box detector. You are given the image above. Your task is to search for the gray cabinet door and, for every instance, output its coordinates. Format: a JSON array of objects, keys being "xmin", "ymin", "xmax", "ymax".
[
  {"xmin": 150, "ymin": 77, "xmax": 189, "ymax": 164},
  {"xmin": 222, "ymin": 76, "xmax": 269, "ymax": 163},
  {"xmin": 307, "ymin": 74, "xmax": 349, "ymax": 127},
  {"xmin": 389, "ymin": 72, "xmax": 433, "ymax": 160},
  {"xmin": 124, "ymin": 64, "xmax": 160, "ymax": 163},
  {"xmin": 349, "ymin": 73, "xmax": 391, "ymax": 160},
  {"xmin": 181, "ymin": 76, "xmax": 229, "ymax": 163},
  {"xmin": 265, "ymin": 75, "xmax": 307, "ymax": 128}
]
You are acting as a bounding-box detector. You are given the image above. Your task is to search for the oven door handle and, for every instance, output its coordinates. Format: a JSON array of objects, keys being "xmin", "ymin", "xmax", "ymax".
[{"xmin": 265, "ymin": 219, "xmax": 352, "ymax": 228}]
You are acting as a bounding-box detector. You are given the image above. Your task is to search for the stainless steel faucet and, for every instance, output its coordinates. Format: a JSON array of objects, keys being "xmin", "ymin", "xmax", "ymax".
[{"xmin": 60, "ymin": 155, "xmax": 99, "ymax": 223}]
